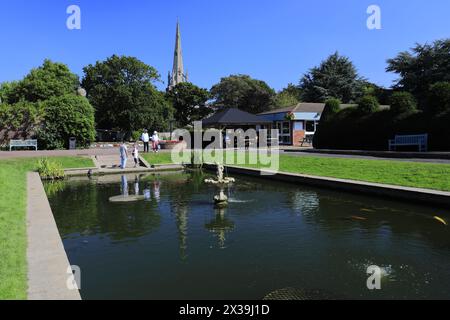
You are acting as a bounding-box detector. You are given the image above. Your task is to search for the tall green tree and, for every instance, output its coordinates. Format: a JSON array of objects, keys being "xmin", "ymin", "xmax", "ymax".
[
  {"xmin": 11, "ymin": 59, "xmax": 79, "ymax": 103},
  {"xmin": 166, "ymin": 82, "xmax": 210, "ymax": 127},
  {"xmin": 81, "ymin": 55, "xmax": 173, "ymax": 133},
  {"xmin": 300, "ymin": 52, "xmax": 364, "ymax": 103},
  {"xmin": 386, "ymin": 39, "xmax": 450, "ymax": 107},
  {"xmin": 37, "ymin": 95, "xmax": 96, "ymax": 150},
  {"xmin": 210, "ymin": 74, "xmax": 276, "ymax": 114},
  {"xmin": 274, "ymin": 84, "xmax": 302, "ymax": 108}
]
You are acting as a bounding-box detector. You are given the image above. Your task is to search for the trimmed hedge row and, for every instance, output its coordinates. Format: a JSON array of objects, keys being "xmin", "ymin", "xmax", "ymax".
[{"xmin": 314, "ymin": 107, "xmax": 450, "ymax": 151}]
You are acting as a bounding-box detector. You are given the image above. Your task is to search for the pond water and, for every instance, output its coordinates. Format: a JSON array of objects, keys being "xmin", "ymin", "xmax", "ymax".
[{"xmin": 45, "ymin": 171, "xmax": 450, "ymax": 300}]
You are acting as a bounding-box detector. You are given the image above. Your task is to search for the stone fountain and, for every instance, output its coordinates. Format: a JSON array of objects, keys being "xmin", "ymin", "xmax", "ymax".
[{"xmin": 205, "ymin": 164, "xmax": 235, "ymax": 207}]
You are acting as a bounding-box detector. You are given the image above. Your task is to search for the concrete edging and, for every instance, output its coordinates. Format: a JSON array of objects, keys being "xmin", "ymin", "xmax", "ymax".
[
  {"xmin": 204, "ymin": 164, "xmax": 450, "ymax": 209},
  {"xmin": 27, "ymin": 172, "xmax": 81, "ymax": 300}
]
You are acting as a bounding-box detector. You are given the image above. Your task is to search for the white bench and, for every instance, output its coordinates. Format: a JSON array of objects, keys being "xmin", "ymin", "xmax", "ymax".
[
  {"xmin": 388, "ymin": 134, "xmax": 428, "ymax": 152},
  {"xmin": 9, "ymin": 139, "xmax": 38, "ymax": 151}
]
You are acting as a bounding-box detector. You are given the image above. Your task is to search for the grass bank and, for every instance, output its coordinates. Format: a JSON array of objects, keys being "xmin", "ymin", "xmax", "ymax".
[
  {"xmin": 0, "ymin": 156, "xmax": 93, "ymax": 300},
  {"xmin": 143, "ymin": 151, "xmax": 450, "ymax": 192}
]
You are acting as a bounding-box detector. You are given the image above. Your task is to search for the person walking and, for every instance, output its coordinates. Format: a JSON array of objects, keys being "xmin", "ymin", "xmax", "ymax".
[
  {"xmin": 132, "ymin": 143, "xmax": 140, "ymax": 168},
  {"xmin": 152, "ymin": 131, "xmax": 160, "ymax": 153},
  {"xmin": 141, "ymin": 129, "xmax": 150, "ymax": 153},
  {"xmin": 119, "ymin": 141, "xmax": 129, "ymax": 170}
]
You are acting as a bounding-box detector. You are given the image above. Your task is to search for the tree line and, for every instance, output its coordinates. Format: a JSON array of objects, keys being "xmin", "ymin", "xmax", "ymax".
[{"xmin": 1, "ymin": 38, "xmax": 449, "ymax": 150}]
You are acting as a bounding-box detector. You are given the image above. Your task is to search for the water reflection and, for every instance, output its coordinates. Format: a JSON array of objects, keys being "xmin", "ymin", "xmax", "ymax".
[
  {"xmin": 205, "ymin": 207, "xmax": 235, "ymax": 249},
  {"xmin": 45, "ymin": 171, "xmax": 450, "ymax": 300}
]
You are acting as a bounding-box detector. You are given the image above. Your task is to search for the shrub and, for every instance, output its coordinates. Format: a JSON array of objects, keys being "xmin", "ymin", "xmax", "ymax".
[
  {"xmin": 357, "ymin": 95, "xmax": 380, "ymax": 114},
  {"xmin": 428, "ymin": 82, "xmax": 450, "ymax": 115},
  {"xmin": 321, "ymin": 98, "xmax": 341, "ymax": 122},
  {"xmin": 389, "ymin": 92, "xmax": 417, "ymax": 114},
  {"xmin": 36, "ymin": 158, "xmax": 65, "ymax": 180},
  {"xmin": 37, "ymin": 95, "xmax": 96, "ymax": 150}
]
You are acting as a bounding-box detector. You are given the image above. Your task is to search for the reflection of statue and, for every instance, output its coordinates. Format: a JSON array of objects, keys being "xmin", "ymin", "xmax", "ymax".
[
  {"xmin": 205, "ymin": 164, "xmax": 235, "ymax": 207},
  {"xmin": 205, "ymin": 208, "xmax": 235, "ymax": 249}
]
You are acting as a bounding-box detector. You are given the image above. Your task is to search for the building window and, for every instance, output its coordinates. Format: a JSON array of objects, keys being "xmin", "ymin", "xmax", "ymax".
[
  {"xmin": 276, "ymin": 121, "xmax": 291, "ymax": 144},
  {"xmin": 305, "ymin": 121, "xmax": 316, "ymax": 133}
]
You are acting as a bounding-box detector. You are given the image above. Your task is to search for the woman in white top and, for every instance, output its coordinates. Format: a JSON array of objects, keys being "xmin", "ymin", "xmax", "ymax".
[{"xmin": 151, "ymin": 131, "xmax": 160, "ymax": 153}]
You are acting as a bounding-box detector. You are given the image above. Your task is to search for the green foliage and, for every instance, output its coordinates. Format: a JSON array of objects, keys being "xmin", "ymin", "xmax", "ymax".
[
  {"xmin": 82, "ymin": 55, "xmax": 173, "ymax": 132},
  {"xmin": 300, "ymin": 52, "xmax": 364, "ymax": 103},
  {"xmin": 11, "ymin": 60, "xmax": 79, "ymax": 103},
  {"xmin": 37, "ymin": 95, "xmax": 96, "ymax": 150},
  {"xmin": 360, "ymin": 81, "xmax": 392, "ymax": 105},
  {"xmin": 387, "ymin": 39, "xmax": 450, "ymax": 106},
  {"xmin": 0, "ymin": 81, "xmax": 20, "ymax": 104},
  {"xmin": 389, "ymin": 91, "xmax": 418, "ymax": 114},
  {"xmin": 166, "ymin": 82, "xmax": 211, "ymax": 127},
  {"xmin": 0, "ymin": 101, "xmax": 43, "ymax": 141},
  {"xmin": 210, "ymin": 74, "xmax": 276, "ymax": 114},
  {"xmin": 428, "ymin": 82, "xmax": 450, "ymax": 114},
  {"xmin": 274, "ymin": 84, "xmax": 301, "ymax": 108},
  {"xmin": 357, "ymin": 95, "xmax": 380, "ymax": 114},
  {"xmin": 36, "ymin": 158, "xmax": 65, "ymax": 180},
  {"xmin": 322, "ymin": 98, "xmax": 341, "ymax": 122}
]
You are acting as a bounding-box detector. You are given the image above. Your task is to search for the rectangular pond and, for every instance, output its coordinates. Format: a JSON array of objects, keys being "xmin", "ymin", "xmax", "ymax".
[{"xmin": 45, "ymin": 171, "xmax": 450, "ymax": 300}]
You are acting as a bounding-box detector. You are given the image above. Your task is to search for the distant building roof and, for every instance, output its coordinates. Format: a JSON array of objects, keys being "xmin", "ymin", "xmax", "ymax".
[
  {"xmin": 259, "ymin": 102, "xmax": 390, "ymax": 116},
  {"xmin": 202, "ymin": 108, "xmax": 272, "ymax": 127}
]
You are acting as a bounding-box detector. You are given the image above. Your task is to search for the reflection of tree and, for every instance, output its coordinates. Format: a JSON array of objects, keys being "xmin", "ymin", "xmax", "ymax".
[
  {"xmin": 205, "ymin": 208, "xmax": 235, "ymax": 249},
  {"xmin": 164, "ymin": 170, "xmax": 210, "ymax": 259}
]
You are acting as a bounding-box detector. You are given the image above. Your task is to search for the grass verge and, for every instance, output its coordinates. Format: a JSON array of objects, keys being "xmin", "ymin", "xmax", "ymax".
[{"xmin": 0, "ymin": 156, "xmax": 93, "ymax": 300}]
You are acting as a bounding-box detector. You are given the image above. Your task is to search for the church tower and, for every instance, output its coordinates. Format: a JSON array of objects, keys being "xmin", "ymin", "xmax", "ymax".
[{"xmin": 168, "ymin": 21, "xmax": 188, "ymax": 91}]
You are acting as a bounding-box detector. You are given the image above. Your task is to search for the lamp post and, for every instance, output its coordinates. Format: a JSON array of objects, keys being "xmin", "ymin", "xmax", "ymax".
[{"xmin": 169, "ymin": 119, "xmax": 176, "ymax": 140}]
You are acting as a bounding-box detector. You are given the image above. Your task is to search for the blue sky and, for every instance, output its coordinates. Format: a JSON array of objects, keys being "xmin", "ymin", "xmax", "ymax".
[{"xmin": 0, "ymin": 0, "xmax": 449, "ymax": 91}]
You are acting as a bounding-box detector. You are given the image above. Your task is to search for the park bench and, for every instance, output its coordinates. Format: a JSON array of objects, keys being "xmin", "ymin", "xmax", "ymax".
[
  {"xmin": 388, "ymin": 134, "xmax": 428, "ymax": 152},
  {"xmin": 9, "ymin": 139, "xmax": 38, "ymax": 151},
  {"xmin": 300, "ymin": 134, "xmax": 314, "ymax": 147}
]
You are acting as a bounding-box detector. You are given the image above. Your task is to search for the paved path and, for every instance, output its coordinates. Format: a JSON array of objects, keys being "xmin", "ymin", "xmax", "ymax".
[
  {"xmin": 27, "ymin": 172, "xmax": 81, "ymax": 300},
  {"xmin": 2, "ymin": 147, "xmax": 449, "ymax": 164}
]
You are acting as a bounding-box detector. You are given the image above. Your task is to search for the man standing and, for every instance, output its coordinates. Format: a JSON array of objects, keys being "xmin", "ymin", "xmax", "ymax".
[
  {"xmin": 141, "ymin": 129, "xmax": 150, "ymax": 153},
  {"xmin": 120, "ymin": 141, "xmax": 129, "ymax": 170}
]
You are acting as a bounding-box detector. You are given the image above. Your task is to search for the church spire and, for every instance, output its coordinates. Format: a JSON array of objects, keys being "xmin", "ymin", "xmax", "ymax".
[{"xmin": 168, "ymin": 20, "xmax": 187, "ymax": 91}]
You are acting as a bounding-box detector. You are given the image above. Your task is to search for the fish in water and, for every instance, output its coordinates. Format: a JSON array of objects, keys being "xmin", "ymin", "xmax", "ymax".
[
  {"xmin": 341, "ymin": 216, "xmax": 367, "ymax": 221},
  {"xmin": 434, "ymin": 216, "xmax": 448, "ymax": 226},
  {"xmin": 360, "ymin": 208, "xmax": 375, "ymax": 213}
]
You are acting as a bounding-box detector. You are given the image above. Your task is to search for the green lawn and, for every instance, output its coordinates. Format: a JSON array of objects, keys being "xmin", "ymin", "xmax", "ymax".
[
  {"xmin": 0, "ymin": 156, "xmax": 93, "ymax": 300},
  {"xmin": 143, "ymin": 151, "xmax": 450, "ymax": 192},
  {"xmin": 142, "ymin": 152, "xmax": 178, "ymax": 165}
]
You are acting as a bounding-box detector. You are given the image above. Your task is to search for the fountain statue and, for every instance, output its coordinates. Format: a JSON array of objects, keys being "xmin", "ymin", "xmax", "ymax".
[{"xmin": 205, "ymin": 164, "xmax": 235, "ymax": 207}]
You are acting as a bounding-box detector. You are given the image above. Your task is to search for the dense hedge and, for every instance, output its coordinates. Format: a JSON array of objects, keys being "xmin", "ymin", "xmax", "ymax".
[{"xmin": 314, "ymin": 106, "xmax": 450, "ymax": 151}]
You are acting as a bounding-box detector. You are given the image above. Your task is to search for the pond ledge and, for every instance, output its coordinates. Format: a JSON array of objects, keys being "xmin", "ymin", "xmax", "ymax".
[
  {"xmin": 205, "ymin": 164, "xmax": 450, "ymax": 209},
  {"xmin": 27, "ymin": 172, "xmax": 81, "ymax": 300}
]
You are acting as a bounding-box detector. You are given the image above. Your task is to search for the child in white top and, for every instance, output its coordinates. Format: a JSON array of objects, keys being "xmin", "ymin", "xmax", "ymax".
[{"xmin": 132, "ymin": 143, "xmax": 139, "ymax": 168}]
